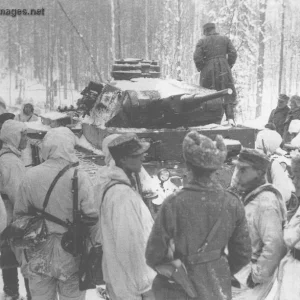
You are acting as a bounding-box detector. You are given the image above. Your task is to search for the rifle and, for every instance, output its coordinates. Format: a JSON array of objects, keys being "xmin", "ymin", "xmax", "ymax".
[{"xmin": 72, "ymin": 169, "xmax": 80, "ymax": 256}]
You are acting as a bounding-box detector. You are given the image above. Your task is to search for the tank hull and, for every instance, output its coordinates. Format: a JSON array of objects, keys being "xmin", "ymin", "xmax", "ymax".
[{"xmin": 82, "ymin": 123, "xmax": 258, "ymax": 162}]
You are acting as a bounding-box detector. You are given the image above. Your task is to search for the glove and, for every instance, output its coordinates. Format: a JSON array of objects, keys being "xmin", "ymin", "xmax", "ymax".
[
  {"xmin": 246, "ymin": 273, "xmax": 259, "ymax": 289},
  {"xmin": 228, "ymin": 119, "xmax": 236, "ymax": 126}
]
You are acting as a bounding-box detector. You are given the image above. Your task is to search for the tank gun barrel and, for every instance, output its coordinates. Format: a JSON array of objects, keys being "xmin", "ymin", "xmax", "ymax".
[{"xmin": 180, "ymin": 88, "xmax": 232, "ymax": 111}]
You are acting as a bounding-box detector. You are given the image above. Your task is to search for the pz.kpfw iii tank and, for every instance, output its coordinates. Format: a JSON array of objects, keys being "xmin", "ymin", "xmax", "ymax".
[{"xmin": 79, "ymin": 58, "xmax": 258, "ymax": 189}]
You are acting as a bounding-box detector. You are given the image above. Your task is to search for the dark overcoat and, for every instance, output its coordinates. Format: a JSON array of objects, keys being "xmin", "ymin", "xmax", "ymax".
[
  {"xmin": 146, "ymin": 177, "xmax": 252, "ymax": 300},
  {"xmin": 268, "ymin": 105, "xmax": 290, "ymax": 137},
  {"xmin": 193, "ymin": 33, "xmax": 237, "ymax": 120}
]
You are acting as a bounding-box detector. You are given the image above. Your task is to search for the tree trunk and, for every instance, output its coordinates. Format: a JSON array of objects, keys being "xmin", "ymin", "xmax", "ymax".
[
  {"xmin": 8, "ymin": 21, "xmax": 12, "ymax": 105},
  {"xmin": 145, "ymin": 0, "xmax": 149, "ymax": 59},
  {"xmin": 110, "ymin": 0, "xmax": 116, "ymax": 62},
  {"xmin": 176, "ymin": 0, "xmax": 182, "ymax": 80},
  {"xmin": 278, "ymin": 0, "xmax": 285, "ymax": 94},
  {"xmin": 116, "ymin": 0, "xmax": 122, "ymax": 59},
  {"xmin": 255, "ymin": 0, "xmax": 267, "ymax": 118}
]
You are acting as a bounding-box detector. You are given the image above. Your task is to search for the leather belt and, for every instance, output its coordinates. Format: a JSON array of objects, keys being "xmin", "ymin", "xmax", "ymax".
[
  {"xmin": 186, "ymin": 249, "xmax": 222, "ymax": 265},
  {"xmin": 291, "ymin": 248, "xmax": 300, "ymax": 261},
  {"xmin": 207, "ymin": 55, "xmax": 226, "ymax": 61}
]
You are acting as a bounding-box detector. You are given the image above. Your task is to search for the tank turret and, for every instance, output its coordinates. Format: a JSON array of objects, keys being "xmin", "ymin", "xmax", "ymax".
[{"xmin": 79, "ymin": 58, "xmax": 232, "ymax": 129}]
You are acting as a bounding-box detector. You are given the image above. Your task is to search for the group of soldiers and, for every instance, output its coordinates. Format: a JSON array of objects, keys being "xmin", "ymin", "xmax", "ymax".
[{"xmin": 0, "ymin": 22, "xmax": 300, "ymax": 300}]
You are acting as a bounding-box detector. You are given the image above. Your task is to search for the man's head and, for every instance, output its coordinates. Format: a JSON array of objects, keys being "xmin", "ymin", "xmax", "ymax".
[
  {"xmin": 182, "ymin": 131, "xmax": 227, "ymax": 178},
  {"xmin": 108, "ymin": 133, "xmax": 150, "ymax": 174},
  {"xmin": 231, "ymin": 148, "xmax": 269, "ymax": 194},
  {"xmin": 203, "ymin": 23, "xmax": 216, "ymax": 36},
  {"xmin": 0, "ymin": 119, "xmax": 27, "ymax": 151},
  {"xmin": 41, "ymin": 127, "xmax": 78, "ymax": 162},
  {"xmin": 23, "ymin": 103, "xmax": 34, "ymax": 116},
  {"xmin": 277, "ymin": 94, "xmax": 289, "ymax": 108},
  {"xmin": 290, "ymin": 95, "xmax": 300, "ymax": 110}
]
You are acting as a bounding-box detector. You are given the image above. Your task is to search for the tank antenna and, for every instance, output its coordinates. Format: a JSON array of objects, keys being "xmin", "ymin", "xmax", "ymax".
[{"xmin": 57, "ymin": 0, "xmax": 104, "ymax": 83}]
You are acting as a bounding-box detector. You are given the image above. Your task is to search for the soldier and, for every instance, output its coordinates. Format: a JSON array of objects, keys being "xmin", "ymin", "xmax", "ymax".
[
  {"xmin": 193, "ymin": 23, "xmax": 237, "ymax": 125},
  {"xmin": 283, "ymin": 95, "xmax": 300, "ymax": 143},
  {"xmin": 94, "ymin": 133, "xmax": 156, "ymax": 300},
  {"xmin": 146, "ymin": 131, "xmax": 252, "ymax": 300},
  {"xmin": 14, "ymin": 127, "xmax": 98, "ymax": 300},
  {"xmin": 268, "ymin": 94, "xmax": 290, "ymax": 137},
  {"xmin": 14, "ymin": 103, "xmax": 38, "ymax": 123},
  {"xmin": 0, "ymin": 120, "xmax": 31, "ymax": 300},
  {"xmin": 230, "ymin": 149, "xmax": 286, "ymax": 298}
]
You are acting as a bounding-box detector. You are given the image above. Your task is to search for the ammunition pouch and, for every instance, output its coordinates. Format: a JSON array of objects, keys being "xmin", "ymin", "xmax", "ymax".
[
  {"xmin": 61, "ymin": 228, "xmax": 84, "ymax": 257},
  {"xmin": 185, "ymin": 249, "xmax": 223, "ymax": 265}
]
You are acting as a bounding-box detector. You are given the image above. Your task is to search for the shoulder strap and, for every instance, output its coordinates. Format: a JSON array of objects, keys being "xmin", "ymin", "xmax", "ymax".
[
  {"xmin": 244, "ymin": 184, "xmax": 279, "ymax": 207},
  {"xmin": 42, "ymin": 161, "xmax": 79, "ymax": 211},
  {"xmin": 100, "ymin": 181, "xmax": 131, "ymax": 212},
  {"xmin": 266, "ymin": 159, "xmax": 274, "ymax": 184},
  {"xmin": 0, "ymin": 151, "xmax": 16, "ymax": 158},
  {"xmin": 197, "ymin": 195, "xmax": 226, "ymax": 253}
]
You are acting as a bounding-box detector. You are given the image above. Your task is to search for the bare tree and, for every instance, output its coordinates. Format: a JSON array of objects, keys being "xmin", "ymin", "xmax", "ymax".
[{"xmin": 256, "ymin": 0, "xmax": 268, "ymax": 118}]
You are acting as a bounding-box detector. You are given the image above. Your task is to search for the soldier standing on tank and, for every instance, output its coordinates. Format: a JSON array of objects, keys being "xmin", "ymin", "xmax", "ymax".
[{"xmin": 193, "ymin": 23, "xmax": 237, "ymax": 126}]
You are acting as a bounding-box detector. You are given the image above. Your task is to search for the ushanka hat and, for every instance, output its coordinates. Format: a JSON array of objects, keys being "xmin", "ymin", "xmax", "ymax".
[
  {"xmin": 233, "ymin": 148, "xmax": 270, "ymax": 172},
  {"xmin": 108, "ymin": 133, "xmax": 150, "ymax": 159},
  {"xmin": 182, "ymin": 131, "xmax": 227, "ymax": 170}
]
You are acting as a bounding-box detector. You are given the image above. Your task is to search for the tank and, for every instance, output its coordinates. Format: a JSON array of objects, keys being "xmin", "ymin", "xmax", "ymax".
[
  {"xmin": 26, "ymin": 58, "xmax": 258, "ymax": 190},
  {"xmin": 78, "ymin": 58, "xmax": 258, "ymax": 188}
]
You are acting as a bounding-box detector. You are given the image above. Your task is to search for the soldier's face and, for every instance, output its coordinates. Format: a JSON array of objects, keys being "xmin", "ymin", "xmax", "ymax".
[
  {"xmin": 121, "ymin": 153, "xmax": 145, "ymax": 173},
  {"xmin": 19, "ymin": 131, "xmax": 28, "ymax": 150},
  {"xmin": 230, "ymin": 164, "xmax": 262, "ymax": 193},
  {"xmin": 277, "ymin": 99, "xmax": 288, "ymax": 108}
]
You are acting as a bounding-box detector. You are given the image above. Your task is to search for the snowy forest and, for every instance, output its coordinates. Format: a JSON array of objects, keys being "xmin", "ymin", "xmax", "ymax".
[{"xmin": 0, "ymin": 0, "xmax": 299, "ymax": 123}]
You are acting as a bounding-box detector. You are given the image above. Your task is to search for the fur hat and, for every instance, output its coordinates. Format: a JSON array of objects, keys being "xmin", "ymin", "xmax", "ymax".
[
  {"xmin": 203, "ymin": 23, "xmax": 216, "ymax": 31},
  {"xmin": 182, "ymin": 131, "xmax": 227, "ymax": 170},
  {"xmin": 108, "ymin": 133, "xmax": 150, "ymax": 160},
  {"xmin": 233, "ymin": 148, "xmax": 270, "ymax": 172},
  {"xmin": 278, "ymin": 94, "xmax": 289, "ymax": 101}
]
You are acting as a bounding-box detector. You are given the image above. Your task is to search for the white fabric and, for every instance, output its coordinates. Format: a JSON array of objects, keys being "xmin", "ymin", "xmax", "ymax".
[
  {"xmin": 0, "ymin": 120, "xmax": 27, "ymax": 205},
  {"xmin": 255, "ymin": 129, "xmax": 282, "ymax": 156},
  {"xmin": 291, "ymin": 132, "xmax": 300, "ymax": 147},
  {"xmin": 0, "ymin": 119, "xmax": 27, "ymax": 152},
  {"xmin": 95, "ymin": 166, "xmax": 156, "ymax": 300},
  {"xmin": 270, "ymin": 206, "xmax": 300, "ymax": 299},
  {"xmin": 288, "ymin": 119, "xmax": 300, "ymax": 134},
  {"xmin": 94, "ymin": 134, "xmax": 156, "ymax": 300},
  {"xmin": 41, "ymin": 127, "xmax": 78, "ymax": 163},
  {"xmin": 270, "ymin": 159, "xmax": 294, "ymax": 203},
  {"xmin": 14, "ymin": 154, "xmax": 98, "ymax": 283}
]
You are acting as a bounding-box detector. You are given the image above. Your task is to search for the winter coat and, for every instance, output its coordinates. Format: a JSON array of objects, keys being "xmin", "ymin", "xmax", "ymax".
[
  {"xmin": 255, "ymin": 129, "xmax": 294, "ymax": 203},
  {"xmin": 145, "ymin": 177, "xmax": 252, "ymax": 300},
  {"xmin": 13, "ymin": 127, "xmax": 98, "ymax": 281},
  {"xmin": 267, "ymin": 159, "xmax": 294, "ymax": 204},
  {"xmin": 193, "ymin": 33, "xmax": 237, "ymax": 120},
  {"xmin": 265, "ymin": 206, "xmax": 300, "ymax": 300},
  {"xmin": 94, "ymin": 164, "xmax": 156, "ymax": 300},
  {"xmin": 268, "ymin": 106, "xmax": 290, "ymax": 137},
  {"xmin": 0, "ymin": 120, "xmax": 27, "ymax": 224},
  {"xmin": 243, "ymin": 184, "xmax": 287, "ymax": 284},
  {"xmin": 283, "ymin": 107, "xmax": 300, "ymax": 143}
]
